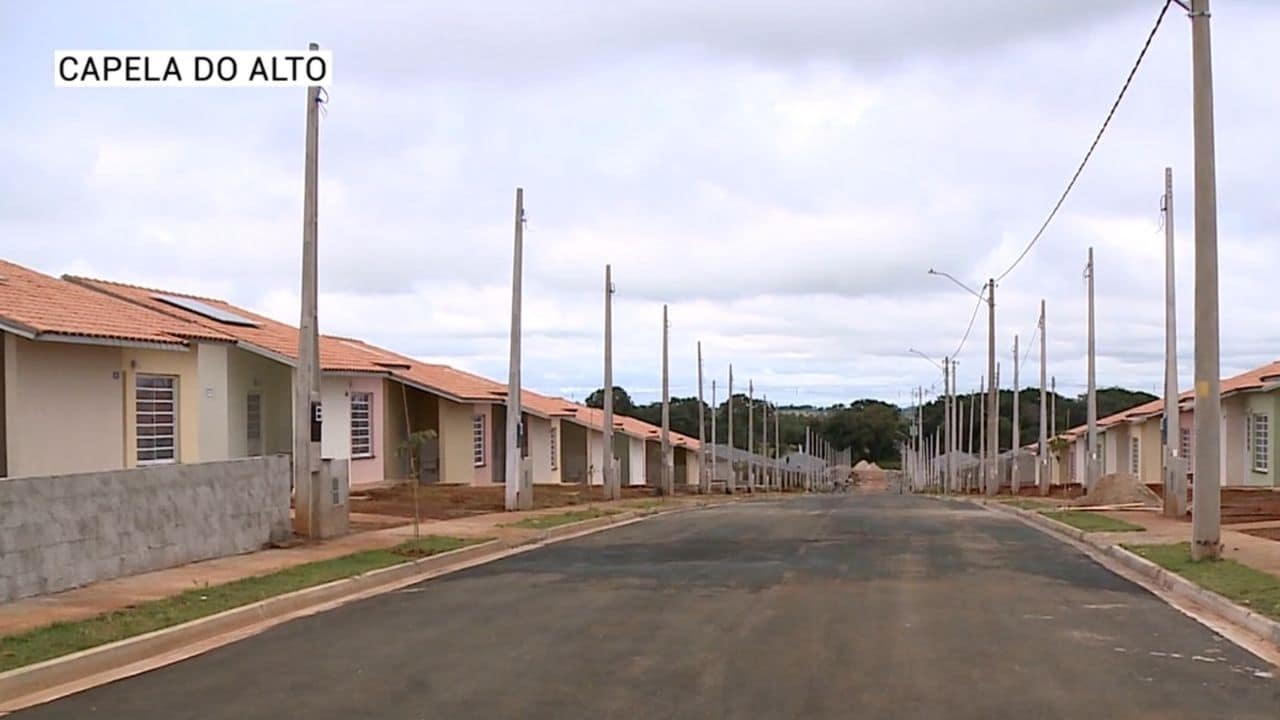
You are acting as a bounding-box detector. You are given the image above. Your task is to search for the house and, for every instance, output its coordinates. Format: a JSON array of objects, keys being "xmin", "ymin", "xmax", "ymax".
[
  {"xmin": 67, "ymin": 276, "xmax": 394, "ymax": 485},
  {"xmin": 0, "ymin": 260, "xmax": 240, "ymax": 478}
]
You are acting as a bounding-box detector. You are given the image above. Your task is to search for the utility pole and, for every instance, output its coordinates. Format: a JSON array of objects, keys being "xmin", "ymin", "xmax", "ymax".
[
  {"xmin": 1189, "ymin": 0, "xmax": 1222, "ymax": 560},
  {"xmin": 1086, "ymin": 247, "xmax": 1099, "ymax": 493},
  {"xmin": 603, "ymin": 264, "xmax": 618, "ymax": 500},
  {"xmin": 505, "ymin": 188, "xmax": 527, "ymax": 511},
  {"xmin": 660, "ymin": 305, "xmax": 672, "ymax": 496},
  {"xmin": 986, "ymin": 278, "xmax": 998, "ymax": 496},
  {"xmin": 978, "ymin": 375, "xmax": 986, "ymax": 494},
  {"xmin": 774, "ymin": 403, "xmax": 781, "ymax": 492},
  {"xmin": 945, "ymin": 357, "xmax": 954, "ymax": 494},
  {"xmin": 942, "ymin": 353, "xmax": 952, "ymax": 489},
  {"xmin": 747, "ymin": 379, "xmax": 755, "ymax": 493},
  {"xmin": 1051, "ymin": 376, "xmax": 1058, "ymax": 486},
  {"xmin": 711, "ymin": 379, "xmax": 718, "ymax": 493},
  {"xmin": 761, "ymin": 395, "xmax": 769, "ymax": 491},
  {"xmin": 697, "ymin": 341, "xmax": 708, "ymax": 494},
  {"xmin": 727, "ymin": 365, "xmax": 736, "ymax": 494},
  {"xmin": 1038, "ymin": 301, "xmax": 1049, "ymax": 496},
  {"xmin": 1162, "ymin": 167, "xmax": 1186, "ymax": 518},
  {"xmin": 1012, "ymin": 334, "xmax": 1020, "ymax": 494},
  {"xmin": 293, "ymin": 41, "xmax": 323, "ymax": 538}
]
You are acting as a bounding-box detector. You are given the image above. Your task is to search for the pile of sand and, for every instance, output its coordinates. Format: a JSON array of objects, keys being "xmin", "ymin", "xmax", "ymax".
[{"xmin": 1072, "ymin": 473, "xmax": 1160, "ymax": 507}]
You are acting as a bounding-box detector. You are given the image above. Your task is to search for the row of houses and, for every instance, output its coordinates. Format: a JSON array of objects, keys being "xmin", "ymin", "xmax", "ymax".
[
  {"xmin": 1047, "ymin": 361, "xmax": 1280, "ymax": 489},
  {"xmin": 0, "ymin": 258, "xmax": 712, "ymax": 489}
]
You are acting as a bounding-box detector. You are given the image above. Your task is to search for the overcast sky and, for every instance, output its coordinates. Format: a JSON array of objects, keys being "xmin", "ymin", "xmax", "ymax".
[{"xmin": 4, "ymin": 1, "xmax": 1279, "ymax": 407}]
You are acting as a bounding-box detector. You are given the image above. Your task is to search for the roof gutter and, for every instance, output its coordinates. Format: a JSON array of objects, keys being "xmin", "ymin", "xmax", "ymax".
[{"xmin": 38, "ymin": 333, "xmax": 189, "ymax": 352}]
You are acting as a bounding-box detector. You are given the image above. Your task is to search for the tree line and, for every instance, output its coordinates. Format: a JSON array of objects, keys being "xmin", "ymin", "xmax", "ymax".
[{"xmin": 585, "ymin": 387, "xmax": 904, "ymax": 467}]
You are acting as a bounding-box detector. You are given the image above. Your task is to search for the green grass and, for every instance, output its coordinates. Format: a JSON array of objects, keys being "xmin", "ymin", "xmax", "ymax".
[
  {"xmin": 622, "ymin": 499, "xmax": 665, "ymax": 511},
  {"xmin": 1125, "ymin": 542, "xmax": 1280, "ymax": 621},
  {"xmin": 1040, "ymin": 510, "xmax": 1144, "ymax": 533},
  {"xmin": 0, "ymin": 535, "xmax": 481, "ymax": 673},
  {"xmin": 999, "ymin": 498, "xmax": 1058, "ymax": 511},
  {"xmin": 506, "ymin": 507, "xmax": 620, "ymax": 530}
]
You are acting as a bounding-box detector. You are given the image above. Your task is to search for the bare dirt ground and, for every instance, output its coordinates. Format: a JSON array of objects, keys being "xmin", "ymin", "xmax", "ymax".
[{"xmin": 349, "ymin": 483, "xmax": 680, "ymax": 520}]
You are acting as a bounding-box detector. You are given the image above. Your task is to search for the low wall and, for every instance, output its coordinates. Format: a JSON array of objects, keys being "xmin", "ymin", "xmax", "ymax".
[{"xmin": 0, "ymin": 455, "xmax": 291, "ymax": 603}]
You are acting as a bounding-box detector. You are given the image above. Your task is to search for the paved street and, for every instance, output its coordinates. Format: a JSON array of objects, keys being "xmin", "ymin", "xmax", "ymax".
[{"xmin": 15, "ymin": 493, "xmax": 1279, "ymax": 719}]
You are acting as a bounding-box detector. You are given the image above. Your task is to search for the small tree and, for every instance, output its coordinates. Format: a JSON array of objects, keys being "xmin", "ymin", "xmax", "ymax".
[{"xmin": 398, "ymin": 428, "xmax": 438, "ymax": 538}]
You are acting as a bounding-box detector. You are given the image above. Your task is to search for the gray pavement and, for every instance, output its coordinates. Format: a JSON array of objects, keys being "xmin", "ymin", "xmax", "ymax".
[{"xmin": 14, "ymin": 493, "xmax": 1280, "ymax": 719}]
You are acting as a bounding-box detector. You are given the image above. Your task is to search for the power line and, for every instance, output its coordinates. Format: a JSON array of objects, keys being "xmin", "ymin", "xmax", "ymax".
[
  {"xmin": 951, "ymin": 286, "xmax": 987, "ymax": 358},
  {"xmin": 994, "ymin": 0, "xmax": 1174, "ymax": 283}
]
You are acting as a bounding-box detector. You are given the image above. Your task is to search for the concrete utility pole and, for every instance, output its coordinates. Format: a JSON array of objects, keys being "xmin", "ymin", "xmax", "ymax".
[
  {"xmin": 711, "ymin": 379, "xmax": 718, "ymax": 493},
  {"xmin": 1038, "ymin": 301, "xmax": 1049, "ymax": 496},
  {"xmin": 1189, "ymin": 0, "xmax": 1222, "ymax": 560},
  {"xmin": 747, "ymin": 380, "xmax": 755, "ymax": 492},
  {"xmin": 978, "ymin": 375, "xmax": 986, "ymax": 493},
  {"xmin": 293, "ymin": 41, "xmax": 323, "ymax": 537},
  {"xmin": 1086, "ymin": 247, "xmax": 1099, "ymax": 492},
  {"xmin": 603, "ymin": 264, "xmax": 618, "ymax": 500},
  {"xmin": 1162, "ymin": 167, "xmax": 1186, "ymax": 518},
  {"xmin": 1012, "ymin": 334, "xmax": 1020, "ymax": 493},
  {"xmin": 804, "ymin": 426, "xmax": 812, "ymax": 491},
  {"xmin": 727, "ymin": 365, "xmax": 736, "ymax": 494},
  {"xmin": 660, "ymin": 305, "xmax": 673, "ymax": 496},
  {"xmin": 774, "ymin": 399, "xmax": 781, "ymax": 491},
  {"xmin": 1051, "ymin": 376, "xmax": 1058, "ymax": 485},
  {"xmin": 945, "ymin": 357, "xmax": 954, "ymax": 494},
  {"xmin": 505, "ymin": 188, "xmax": 528, "ymax": 511},
  {"xmin": 697, "ymin": 341, "xmax": 708, "ymax": 494},
  {"xmin": 986, "ymin": 279, "xmax": 998, "ymax": 496}
]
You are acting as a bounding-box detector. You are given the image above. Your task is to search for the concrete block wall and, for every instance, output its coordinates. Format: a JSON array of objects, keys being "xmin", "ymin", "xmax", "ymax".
[{"xmin": 0, "ymin": 455, "xmax": 291, "ymax": 603}]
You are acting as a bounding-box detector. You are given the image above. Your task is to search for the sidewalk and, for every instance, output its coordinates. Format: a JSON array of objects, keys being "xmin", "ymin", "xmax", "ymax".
[
  {"xmin": 0, "ymin": 496, "xmax": 721, "ymax": 638},
  {"xmin": 1091, "ymin": 508, "xmax": 1280, "ymax": 579}
]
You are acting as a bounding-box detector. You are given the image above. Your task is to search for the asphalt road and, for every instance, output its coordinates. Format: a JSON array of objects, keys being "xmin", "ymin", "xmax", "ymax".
[{"xmin": 14, "ymin": 493, "xmax": 1280, "ymax": 719}]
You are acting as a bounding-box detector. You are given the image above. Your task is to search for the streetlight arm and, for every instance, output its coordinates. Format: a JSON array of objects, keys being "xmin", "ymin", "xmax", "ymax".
[
  {"xmin": 928, "ymin": 269, "xmax": 985, "ymax": 302},
  {"xmin": 908, "ymin": 348, "xmax": 944, "ymax": 371}
]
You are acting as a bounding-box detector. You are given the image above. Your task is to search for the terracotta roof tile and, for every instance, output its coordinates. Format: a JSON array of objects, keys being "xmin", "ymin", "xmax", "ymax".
[
  {"xmin": 0, "ymin": 260, "xmax": 227, "ymax": 346},
  {"xmin": 67, "ymin": 276, "xmax": 386, "ymax": 373}
]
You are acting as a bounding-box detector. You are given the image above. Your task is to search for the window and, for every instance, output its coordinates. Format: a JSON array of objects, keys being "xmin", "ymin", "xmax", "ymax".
[
  {"xmin": 350, "ymin": 392, "xmax": 372, "ymax": 458},
  {"xmin": 1179, "ymin": 427, "xmax": 1191, "ymax": 461},
  {"xmin": 549, "ymin": 425, "xmax": 558, "ymax": 471},
  {"xmin": 1252, "ymin": 413, "xmax": 1269, "ymax": 473},
  {"xmin": 246, "ymin": 393, "xmax": 262, "ymax": 456},
  {"xmin": 1130, "ymin": 436, "xmax": 1140, "ymax": 476},
  {"xmin": 472, "ymin": 414, "xmax": 486, "ymax": 466},
  {"xmin": 136, "ymin": 375, "xmax": 177, "ymax": 464}
]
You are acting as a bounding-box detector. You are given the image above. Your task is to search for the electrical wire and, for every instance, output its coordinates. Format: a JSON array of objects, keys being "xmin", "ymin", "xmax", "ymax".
[
  {"xmin": 950, "ymin": 285, "xmax": 987, "ymax": 358},
  {"xmin": 993, "ymin": 0, "xmax": 1174, "ymax": 283}
]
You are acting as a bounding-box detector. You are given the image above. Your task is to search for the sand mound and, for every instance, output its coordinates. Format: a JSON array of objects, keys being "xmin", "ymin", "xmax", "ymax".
[{"xmin": 1072, "ymin": 473, "xmax": 1160, "ymax": 507}]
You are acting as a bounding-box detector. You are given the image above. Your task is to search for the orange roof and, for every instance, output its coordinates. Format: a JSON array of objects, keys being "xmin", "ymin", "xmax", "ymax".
[
  {"xmin": 67, "ymin": 277, "xmax": 386, "ymax": 373},
  {"xmin": 329, "ymin": 337, "xmax": 509, "ymax": 402},
  {"xmin": 0, "ymin": 260, "xmax": 228, "ymax": 347}
]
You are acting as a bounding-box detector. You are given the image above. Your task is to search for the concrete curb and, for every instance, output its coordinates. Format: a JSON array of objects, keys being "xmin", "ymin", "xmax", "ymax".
[
  {"xmin": 971, "ymin": 497, "xmax": 1280, "ymax": 661},
  {"xmin": 0, "ymin": 498, "xmax": 737, "ymax": 713}
]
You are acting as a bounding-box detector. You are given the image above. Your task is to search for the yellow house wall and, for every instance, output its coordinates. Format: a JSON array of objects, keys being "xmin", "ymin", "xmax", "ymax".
[
  {"xmin": 4, "ymin": 334, "xmax": 126, "ymax": 477},
  {"xmin": 121, "ymin": 344, "xmax": 200, "ymax": 468}
]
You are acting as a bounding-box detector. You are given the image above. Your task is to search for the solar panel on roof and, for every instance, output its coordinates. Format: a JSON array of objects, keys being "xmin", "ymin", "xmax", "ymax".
[{"xmin": 153, "ymin": 294, "xmax": 259, "ymax": 327}]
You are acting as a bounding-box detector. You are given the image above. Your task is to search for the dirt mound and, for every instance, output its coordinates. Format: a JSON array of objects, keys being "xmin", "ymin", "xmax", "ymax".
[{"xmin": 1072, "ymin": 473, "xmax": 1160, "ymax": 508}]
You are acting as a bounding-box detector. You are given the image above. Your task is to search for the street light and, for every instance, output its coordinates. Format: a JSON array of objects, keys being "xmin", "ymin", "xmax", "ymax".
[
  {"xmin": 908, "ymin": 347, "xmax": 944, "ymax": 371},
  {"xmin": 928, "ymin": 269, "xmax": 984, "ymax": 301},
  {"xmin": 930, "ymin": 267, "xmax": 998, "ymax": 496}
]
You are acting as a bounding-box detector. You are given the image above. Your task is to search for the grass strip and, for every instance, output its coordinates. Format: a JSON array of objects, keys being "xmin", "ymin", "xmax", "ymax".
[
  {"xmin": 0, "ymin": 535, "xmax": 481, "ymax": 673},
  {"xmin": 999, "ymin": 498, "xmax": 1059, "ymax": 511},
  {"xmin": 1125, "ymin": 542, "xmax": 1280, "ymax": 621},
  {"xmin": 506, "ymin": 507, "xmax": 620, "ymax": 530},
  {"xmin": 1040, "ymin": 510, "xmax": 1144, "ymax": 533}
]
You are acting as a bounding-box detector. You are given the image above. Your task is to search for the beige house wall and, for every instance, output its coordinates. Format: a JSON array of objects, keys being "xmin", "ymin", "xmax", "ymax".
[
  {"xmin": 226, "ymin": 347, "xmax": 292, "ymax": 459},
  {"xmin": 439, "ymin": 395, "xmax": 474, "ymax": 485},
  {"xmin": 121, "ymin": 344, "xmax": 200, "ymax": 469},
  {"xmin": 4, "ymin": 334, "xmax": 125, "ymax": 477}
]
